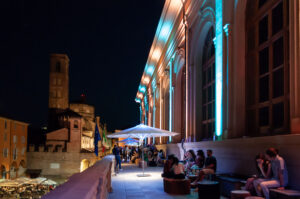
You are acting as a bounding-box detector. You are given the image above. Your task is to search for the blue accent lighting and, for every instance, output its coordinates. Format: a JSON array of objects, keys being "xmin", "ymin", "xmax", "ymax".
[
  {"xmin": 158, "ymin": 21, "xmax": 172, "ymax": 43},
  {"xmin": 139, "ymin": 85, "xmax": 146, "ymax": 93},
  {"xmin": 146, "ymin": 65, "xmax": 155, "ymax": 76},
  {"xmin": 215, "ymin": 0, "xmax": 223, "ymax": 137}
]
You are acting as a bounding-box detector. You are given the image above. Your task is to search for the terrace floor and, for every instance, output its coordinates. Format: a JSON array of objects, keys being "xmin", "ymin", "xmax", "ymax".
[{"xmin": 108, "ymin": 163, "xmax": 228, "ymax": 199}]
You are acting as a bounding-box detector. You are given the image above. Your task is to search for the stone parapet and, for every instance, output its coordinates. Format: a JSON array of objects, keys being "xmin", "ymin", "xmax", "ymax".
[{"xmin": 42, "ymin": 155, "xmax": 114, "ymax": 199}]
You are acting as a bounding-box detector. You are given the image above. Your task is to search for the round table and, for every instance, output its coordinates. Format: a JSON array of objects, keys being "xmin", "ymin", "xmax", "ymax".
[{"xmin": 198, "ymin": 180, "xmax": 220, "ymax": 199}]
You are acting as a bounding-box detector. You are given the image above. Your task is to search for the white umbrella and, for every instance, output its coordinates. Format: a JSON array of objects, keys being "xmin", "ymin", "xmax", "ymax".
[{"xmin": 107, "ymin": 124, "xmax": 179, "ymax": 177}]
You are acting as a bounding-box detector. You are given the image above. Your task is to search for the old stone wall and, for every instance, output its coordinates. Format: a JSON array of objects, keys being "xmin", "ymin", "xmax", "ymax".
[{"xmin": 27, "ymin": 150, "xmax": 99, "ymax": 177}]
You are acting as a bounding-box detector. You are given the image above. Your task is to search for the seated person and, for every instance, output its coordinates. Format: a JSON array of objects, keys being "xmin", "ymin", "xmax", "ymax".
[
  {"xmin": 245, "ymin": 153, "xmax": 271, "ymax": 193},
  {"xmin": 183, "ymin": 150, "xmax": 196, "ymax": 172},
  {"xmin": 171, "ymin": 157, "xmax": 185, "ymax": 179},
  {"xmin": 162, "ymin": 155, "xmax": 175, "ymax": 178},
  {"xmin": 191, "ymin": 149, "xmax": 217, "ymax": 185},
  {"xmin": 195, "ymin": 150, "xmax": 205, "ymax": 168},
  {"xmin": 253, "ymin": 148, "xmax": 288, "ymax": 199}
]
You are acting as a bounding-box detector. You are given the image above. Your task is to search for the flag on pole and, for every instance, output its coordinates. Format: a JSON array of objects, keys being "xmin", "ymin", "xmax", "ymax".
[
  {"xmin": 94, "ymin": 124, "xmax": 101, "ymax": 157},
  {"xmin": 102, "ymin": 128, "xmax": 107, "ymax": 144}
]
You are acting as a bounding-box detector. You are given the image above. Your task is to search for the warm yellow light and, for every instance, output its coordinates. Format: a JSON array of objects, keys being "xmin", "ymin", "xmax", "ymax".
[
  {"xmin": 152, "ymin": 48, "xmax": 161, "ymax": 62},
  {"xmin": 143, "ymin": 76, "xmax": 150, "ymax": 84},
  {"xmin": 137, "ymin": 93, "xmax": 143, "ymax": 99},
  {"xmin": 170, "ymin": 0, "xmax": 182, "ymax": 11}
]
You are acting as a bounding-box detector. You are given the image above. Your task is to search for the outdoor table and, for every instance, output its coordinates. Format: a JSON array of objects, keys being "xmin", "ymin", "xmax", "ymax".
[
  {"xmin": 198, "ymin": 180, "xmax": 220, "ymax": 199},
  {"xmin": 187, "ymin": 174, "xmax": 198, "ymax": 181}
]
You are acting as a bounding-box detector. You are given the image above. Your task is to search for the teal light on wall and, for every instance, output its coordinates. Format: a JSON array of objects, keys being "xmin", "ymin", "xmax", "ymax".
[
  {"xmin": 139, "ymin": 106, "xmax": 142, "ymax": 123},
  {"xmin": 146, "ymin": 65, "xmax": 155, "ymax": 76},
  {"xmin": 158, "ymin": 21, "xmax": 172, "ymax": 43},
  {"xmin": 135, "ymin": 98, "xmax": 141, "ymax": 103},
  {"xmin": 139, "ymin": 85, "xmax": 146, "ymax": 93},
  {"xmin": 215, "ymin": 0, "xmax": 223, "ymax": 137}
]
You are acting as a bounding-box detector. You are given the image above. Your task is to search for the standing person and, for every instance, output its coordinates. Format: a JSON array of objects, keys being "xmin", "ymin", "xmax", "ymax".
[
  {"xmin": 191, "ymin": 149, "xmax": 217, "ymax": 185},
  {"xmin": 112, "ymin": 145, "xmax": 122, "ymax": 172},
  {"xmin": 253, "ymin": 148, "xmax": 288, "ymax": 199}
]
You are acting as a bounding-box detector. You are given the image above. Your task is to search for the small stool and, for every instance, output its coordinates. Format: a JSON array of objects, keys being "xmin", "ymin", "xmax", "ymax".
[
  {"xmin": 163, "ymin": 178, "xmax": 191, "ymax": 195},
  {"xmin": 198, "ymin": 180, "xmax": 220, "ymax": 199},
  {"xmin": 245, "ymin": 197, "xmax": 264, "ymax": 199},
  {"xmin": 270, "ymin": 189, "xmax": 300, "ymax": 199},
  {"xmin": 231, "ymin": 190, "xmax": 251, "ymax": 199}
]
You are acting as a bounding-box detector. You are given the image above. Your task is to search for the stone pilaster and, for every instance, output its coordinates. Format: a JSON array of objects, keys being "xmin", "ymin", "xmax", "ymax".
[{"xmin": 290, "ymin": 0, "xmax": 300, "ymax": 133}]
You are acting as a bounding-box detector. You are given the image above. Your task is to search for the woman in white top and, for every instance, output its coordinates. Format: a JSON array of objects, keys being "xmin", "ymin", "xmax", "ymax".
[{"xmin": 171, "ymin": 157, "xmax": 185, "ymax": 179}]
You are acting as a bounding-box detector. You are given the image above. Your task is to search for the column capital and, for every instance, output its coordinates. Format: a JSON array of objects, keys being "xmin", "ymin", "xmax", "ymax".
[
  {"xmin": 223, "ymin": 23, "xmax": 232, "ymax": 37},
  {"xmin": 213, "ymin": 37, "xmax": 217, "ymax": 47}
]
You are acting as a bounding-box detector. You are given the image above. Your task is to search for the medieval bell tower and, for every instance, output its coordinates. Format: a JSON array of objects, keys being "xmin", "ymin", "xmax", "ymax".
[
  {"xmin": 48, "ymin": 53, "xmax": 69, "ymax": 129},
  {"xmin": 49, "ymin": 53, "xmax": 69, "ymax": 110}
]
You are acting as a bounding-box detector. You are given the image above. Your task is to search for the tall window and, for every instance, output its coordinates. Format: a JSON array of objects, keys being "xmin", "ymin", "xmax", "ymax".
[
  {"xmin": 56, "ymin": 62, "xmax": 61, "ymax": 73},
  {"xmin": 201, "ymin": 27, "xmax": 215, "ymax": 140},
  {"xmin": 246, "ymin": 0, "xmax": 289, "ymax": 136}
]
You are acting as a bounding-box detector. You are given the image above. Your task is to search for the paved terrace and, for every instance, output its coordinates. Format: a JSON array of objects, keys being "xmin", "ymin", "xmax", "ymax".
[{"xmin": 109, "ymin": 163, "xmax": 228, "ymax": 199}]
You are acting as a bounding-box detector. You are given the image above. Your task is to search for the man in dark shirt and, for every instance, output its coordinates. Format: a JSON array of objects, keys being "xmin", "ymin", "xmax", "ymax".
[
  {"xmin": 191, "ymin": 149, "xmax": 217, "ymax": 185},
  {"xmin": 113, "ymin": 145, "xmax": 122, "ymax": 171},
  {"xmin": 204, "ymin": 149, "xmax": 217, "ymax": 172}
]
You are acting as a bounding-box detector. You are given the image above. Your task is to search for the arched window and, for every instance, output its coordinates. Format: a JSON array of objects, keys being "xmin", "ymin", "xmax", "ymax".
[
  {"xmin": 201, "ymin": 27, "xmax": 215, "ymax": 140},
  {"xmin": 74, "ymin": 120, "xmax": 79, "ymax": 129},
  {"xmin": 246, "ymin": 0, "xmax": 289, "ymax": 136}
]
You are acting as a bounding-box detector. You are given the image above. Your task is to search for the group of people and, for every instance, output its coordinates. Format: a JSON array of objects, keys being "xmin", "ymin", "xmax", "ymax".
[
  {"xmin": 245, "ymin": 147, "xmax": 288, "ymax": 199},
  {"xmin": 162, "ymin": 149, "xmax": 217, "ymax": 185},
  {"xmin": 112, "ymin": 144, "xmax": 166, "ymax": 172}
]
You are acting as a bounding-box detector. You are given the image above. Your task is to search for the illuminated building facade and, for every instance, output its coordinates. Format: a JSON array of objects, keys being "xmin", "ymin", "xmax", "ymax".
[
  {"xmin": 136, "ymin": 0, "xmax": 300, "ymax": 189},
  {"xmin": 0, "ymin": 117, "xmax": 28, "ymax": 179},
  {"xmin": 136, "ymin": 0, "xmax": 300, "ymax": 143}
]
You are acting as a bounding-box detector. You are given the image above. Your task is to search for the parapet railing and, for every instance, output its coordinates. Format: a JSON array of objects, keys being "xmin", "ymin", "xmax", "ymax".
[{"xmin": 42, "ymin": 155, "xmax": 114, "ymax": 199}]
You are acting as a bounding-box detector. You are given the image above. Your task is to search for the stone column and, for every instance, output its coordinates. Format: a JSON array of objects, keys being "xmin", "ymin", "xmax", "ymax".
[
  {"xmin": 152, "ymin": 86, "xmax": 156, "ymax": 144},
  {"xmin": 169, "ymin": 58, "xmax": 174, "ymax": 143},
  {"xmin": 159, "ymin": 77, "xmax": 163, "ymax": 143},
  {"xmin": 290, "ymin": 0, "xmax": 300, "ymax": 133}
]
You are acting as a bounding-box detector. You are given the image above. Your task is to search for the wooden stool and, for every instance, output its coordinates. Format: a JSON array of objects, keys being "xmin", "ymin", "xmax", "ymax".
[
  {"xmin": 245, "ymin": 197, "xmax": 264, "ymax": 199},
  {"xmin": 163, "ymin": 178, "xmax": 190, "ymax": 195},
  {"xmin": 270, "ymin": 189, "xmax": 300, "ymax": 199},
  {"xmin": 198, "ymin": 180, "xmax": 220, "ymax": 199},
  {"xmin": 231, "ymin": 190, "xmax": 251, "ymax": 199}
]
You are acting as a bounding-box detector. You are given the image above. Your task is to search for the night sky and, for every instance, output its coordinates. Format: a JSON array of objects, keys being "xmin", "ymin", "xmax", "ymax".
[{"xmin": 0, "ymin": 0, "xmax": 165, "ymax": 131}]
